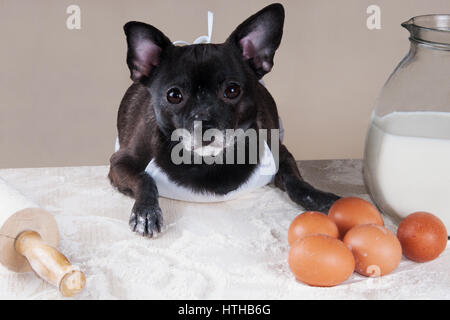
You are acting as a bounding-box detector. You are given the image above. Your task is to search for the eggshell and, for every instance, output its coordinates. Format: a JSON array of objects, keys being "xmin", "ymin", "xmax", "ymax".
[
  {"xmin": 328, "ymin": 197, "xmax": 384, "ymax": 238},
  {"xmin": 397, "ymin": 212, "xmax": 448, "ymax": 262},
  {"xmin": 288, "ymin": 234, "xmax": 355, "ymax": 287},
  {"xmin": 288, "ymin": 211, "xmax": 339, "ymax": 245},
  {"xmin": 343, "ymin": 224, "xmax": 402, "ymax": 277}
]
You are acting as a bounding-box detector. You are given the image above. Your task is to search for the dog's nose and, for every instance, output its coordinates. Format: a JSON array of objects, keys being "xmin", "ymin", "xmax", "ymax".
[
  {"xmin": 192, "ymin": 118, "xmax": 217, "ymax": 133},
  {"xmin": 200, "ymin": 121, "xmax": 218, "ymax": 146},
  {"xmin": 201, "ymin": 120, "xmax": 216, "ymax": 131},
  {"xmin": 193, "ymin": 113, "xmax": 215, "ymax": 128},
  {"xmin": 200, "ymin": 121, "xmax": 217, "ymax": 140}
]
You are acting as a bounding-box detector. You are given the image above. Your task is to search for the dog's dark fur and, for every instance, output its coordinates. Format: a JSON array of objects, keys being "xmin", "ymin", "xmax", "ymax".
[{"xmin": 108, "ymin": 3, "xmax": 340, "ymax": 237}]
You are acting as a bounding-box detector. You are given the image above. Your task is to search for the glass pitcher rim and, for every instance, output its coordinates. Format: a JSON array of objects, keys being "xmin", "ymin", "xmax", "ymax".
[
  {"xmin": 402, "ymin": 14, "xmax": 450, "ymax": 32},
  {"xmin": 402, "ymin": 14, "xmax": 450, "ymax": 48}
]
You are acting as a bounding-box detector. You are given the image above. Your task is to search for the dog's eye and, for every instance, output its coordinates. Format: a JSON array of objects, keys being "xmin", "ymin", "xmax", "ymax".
[
  {"xmin": 167, "ymin": 88, "xmax": 183, "ymax": 104},
  {"xmin": 224, "ymin": 84, "xmax": 241, "ymax": 99}
]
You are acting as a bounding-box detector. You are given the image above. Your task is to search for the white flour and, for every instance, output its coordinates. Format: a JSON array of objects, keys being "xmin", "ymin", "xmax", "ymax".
[{"xmin": 0, "ymin": 165, "xmax": 448, "ymax": 299}]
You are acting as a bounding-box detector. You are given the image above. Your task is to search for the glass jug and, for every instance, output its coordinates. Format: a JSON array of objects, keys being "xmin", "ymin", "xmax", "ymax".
[{"xmin": 364, "ymin": 15, "xmax": 450, "ymax": 231}]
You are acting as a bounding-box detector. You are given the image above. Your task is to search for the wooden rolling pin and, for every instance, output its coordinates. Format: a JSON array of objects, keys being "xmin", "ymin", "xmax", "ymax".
[{"xmin": 0, "ymin": 178, "xmax": 85, "ymax": 297}]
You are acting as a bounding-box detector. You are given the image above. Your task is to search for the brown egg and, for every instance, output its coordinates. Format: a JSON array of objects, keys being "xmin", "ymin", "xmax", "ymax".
[
  {"xmin": 288, "ymin": 211, "xmax": 339, "ymax": 245},
  {"xmin": 329, "ymin": 197, "xmax": 384, "ymax": 238},
  {"xmin": 397, "ymin": 212, "xmax": 448, "ymax": 262},
  {"xmin": 343, "ymin": 224, "xmax": 402, "ymax": 277},
  {"xmin": 288, "ymin": 234, "xmax": 355, "ymax": 287}
]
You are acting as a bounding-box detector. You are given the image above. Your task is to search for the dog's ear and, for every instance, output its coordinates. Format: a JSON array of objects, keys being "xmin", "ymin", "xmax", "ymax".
[
  {"xmin": 226, "ymin": 3, "xmax": 284, "ymax": 79},
  {"xmin": 124, "ymin": 21, "xmax": 172, "ymax": 82}
]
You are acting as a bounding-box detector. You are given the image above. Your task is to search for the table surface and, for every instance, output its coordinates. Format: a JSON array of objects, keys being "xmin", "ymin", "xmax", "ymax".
[{"xmin": 0, "ymin": 160, "xmax": 449, "ymax": 300}]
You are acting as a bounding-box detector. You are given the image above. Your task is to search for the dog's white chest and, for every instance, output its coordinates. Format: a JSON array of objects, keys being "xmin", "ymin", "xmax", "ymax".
[{"xmin": 114, "ymin": 139, "xmax": 278, "ymax": 203}]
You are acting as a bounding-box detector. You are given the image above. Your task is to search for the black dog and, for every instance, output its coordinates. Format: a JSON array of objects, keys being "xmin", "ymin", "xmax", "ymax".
[{"xmin": 109, "ymin": 3, "xmax": 340, "ymax": 237}]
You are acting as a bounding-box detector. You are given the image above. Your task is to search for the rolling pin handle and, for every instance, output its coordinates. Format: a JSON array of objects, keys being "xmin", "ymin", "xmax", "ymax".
[{"xmin": 14, "ymin": 231, "xmax": 85, "ymax": 297}]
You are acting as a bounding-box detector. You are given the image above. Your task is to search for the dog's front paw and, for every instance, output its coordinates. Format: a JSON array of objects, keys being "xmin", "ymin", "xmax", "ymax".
[
  {"xmin": 301, "ymin": 190, "xmax": 340, "ymax": 213},
  {"xmin": 285, "ymin": 178, "xmax": 340, "ymax": 213},
  {"xmin": 129, "ymin": 201, "xmax": 163, "ymax": 238}
]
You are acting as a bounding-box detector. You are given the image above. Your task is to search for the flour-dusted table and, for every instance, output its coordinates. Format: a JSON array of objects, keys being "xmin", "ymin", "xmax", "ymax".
[{"xmin": 0, "ymin": 160, "xmax": 449, "ymax": 299}]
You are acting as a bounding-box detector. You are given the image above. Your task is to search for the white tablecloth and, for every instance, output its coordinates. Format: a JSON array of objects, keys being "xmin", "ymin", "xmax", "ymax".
[{"xmin": 0, "ymin": 160, "xmax": 448, "ymax": 299}]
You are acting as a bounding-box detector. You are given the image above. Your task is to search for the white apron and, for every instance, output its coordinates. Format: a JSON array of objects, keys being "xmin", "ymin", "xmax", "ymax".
[
  {"xmin": 114, "ymin": 119, "xmax": 283, "ymax": 203},
  {"xmin": 115, "ymin": 140, "xmax": 277, "ymax": 203}
]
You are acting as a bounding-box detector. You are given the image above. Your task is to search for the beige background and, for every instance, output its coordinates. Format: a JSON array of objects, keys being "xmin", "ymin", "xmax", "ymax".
[{"xmin": 1, "ymin": 0, "xmax": 449, "ymax": 168}]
